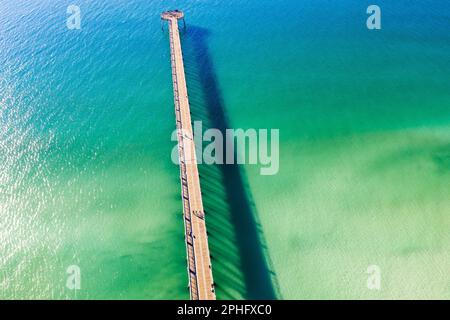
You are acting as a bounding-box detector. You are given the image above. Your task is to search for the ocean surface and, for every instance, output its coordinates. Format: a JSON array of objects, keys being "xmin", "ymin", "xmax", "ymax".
[{"xmin": 1, "ymin": 0, "xmax": 449, "ymax": 299}]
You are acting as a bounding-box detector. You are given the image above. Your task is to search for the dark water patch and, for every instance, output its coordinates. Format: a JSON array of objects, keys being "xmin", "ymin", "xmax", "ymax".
[
  {"xmin": 364, "ymin": 139, "xmax": 450, "ymax": 175},
  {"xmin": 432, "ymin": 144, "xmax": 450, "ymax": 173}
]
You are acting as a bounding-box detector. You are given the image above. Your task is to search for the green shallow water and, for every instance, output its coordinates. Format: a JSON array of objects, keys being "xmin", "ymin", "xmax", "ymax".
[
  {"xmin": 250, "ymin": 128, "xmax": 450, "ymax": 299},
  {"xmin": 1, "ymin": 0, "xmax": 449, "ymax": 299}
]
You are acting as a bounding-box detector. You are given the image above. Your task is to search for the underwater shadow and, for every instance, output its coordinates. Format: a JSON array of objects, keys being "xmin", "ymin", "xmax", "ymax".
[{"xmin": 182, "ymin": 26, "xmax": 280, "ymax": 299}]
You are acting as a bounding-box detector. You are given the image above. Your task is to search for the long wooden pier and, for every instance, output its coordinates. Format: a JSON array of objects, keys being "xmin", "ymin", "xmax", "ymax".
[{"xmin": 161, "ymin": 10, "xmax": 216, "ymax": 300}]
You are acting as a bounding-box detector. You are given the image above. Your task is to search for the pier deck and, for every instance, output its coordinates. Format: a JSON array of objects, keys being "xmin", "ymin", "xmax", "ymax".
[{"xmin": 161, "ymin": 10, "xmax": 216, "ymax": 300}]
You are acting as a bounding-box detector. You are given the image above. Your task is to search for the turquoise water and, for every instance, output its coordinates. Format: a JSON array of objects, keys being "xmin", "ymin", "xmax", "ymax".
[{"xmin": 0, "ymin": 0, "xmax": 449, "ymax": 299}]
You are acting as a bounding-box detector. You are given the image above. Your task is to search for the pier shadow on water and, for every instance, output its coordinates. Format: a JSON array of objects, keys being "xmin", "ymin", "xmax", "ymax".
[{"xmin": 181, "ymin": 26, "xmax": 280, "ymax": 299}]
